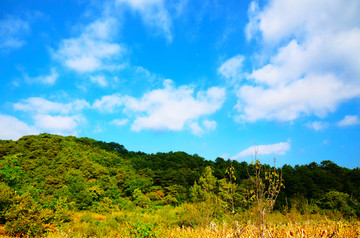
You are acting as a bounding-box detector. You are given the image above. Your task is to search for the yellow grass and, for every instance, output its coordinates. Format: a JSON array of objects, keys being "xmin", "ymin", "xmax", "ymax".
[
  {"xmin": 48, "ymin": 212, "xmax": 359, "ymax": 238},
  {"xmin": 1, "ymin": 211, "xmax": 359, "ymax": 237}
]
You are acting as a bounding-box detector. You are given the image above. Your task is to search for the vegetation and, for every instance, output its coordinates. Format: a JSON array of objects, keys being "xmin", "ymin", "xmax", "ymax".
[{"xmin": 0, "ymin": 133, "xmax": 359, "ymax": 237}]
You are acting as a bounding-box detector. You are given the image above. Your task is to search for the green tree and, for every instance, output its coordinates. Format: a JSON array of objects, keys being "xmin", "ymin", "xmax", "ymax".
[
  {"xmin": 132, "ymin": 188, "xmax": 151, "ymax": 208},
  {"xmin": 5, "ymin": 193, "xmax": 55, "ymax": 237},
  {"xmin": 0, "ymin": 183, "xmax": 14, "ymax": 224},
  {"xmin": 0, "ymin": 154, "xmax": 25, "ymax": 189},
  {"xmin": 322, "ymin": 191, "xmax": 355, "ymax": 217}
]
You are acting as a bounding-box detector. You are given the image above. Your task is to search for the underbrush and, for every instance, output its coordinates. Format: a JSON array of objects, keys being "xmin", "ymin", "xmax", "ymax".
[
  {"xmin": 1, "ymin": 197, "xmax": 359, "ymax": 237},
  {"xmin": 41, "ymin": 206, "xmax": 360, "ymax": 237}
]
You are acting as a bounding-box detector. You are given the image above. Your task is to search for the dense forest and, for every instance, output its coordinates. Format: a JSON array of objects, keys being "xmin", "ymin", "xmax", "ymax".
[{"xmin": 0, "ymin": 134, "xmax": 359, "ymax": 237}]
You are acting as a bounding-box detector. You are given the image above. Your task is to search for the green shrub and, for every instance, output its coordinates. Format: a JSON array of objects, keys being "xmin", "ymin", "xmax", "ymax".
[
  {"xmin": 5, "ymin": 193, "xmax": 55, "ymax": 237},
  {"xmin": 130, "ymin": 221, "xmax": 159, "ymax": 238},
  {"xmin": 321, "ymin": 191, "xmax": 355, "ymax": 217},
  {"xmin": 0, "ymin": 183, "xmax": 14, "ymax": 224}
]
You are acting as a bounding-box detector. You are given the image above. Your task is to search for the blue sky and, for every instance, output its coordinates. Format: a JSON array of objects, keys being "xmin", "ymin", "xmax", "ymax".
[{"xmin": 1, "ymin": 0, "xmax": 360, "ymax": 168}]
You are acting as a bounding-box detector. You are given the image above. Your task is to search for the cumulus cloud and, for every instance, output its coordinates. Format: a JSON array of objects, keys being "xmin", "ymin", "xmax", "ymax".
[
  {"xmin": 337, "ymin": 115, "xmax": 360, "ymax": 127},
  {"xmin": 116, "ymin": 0, "xmax": 172, "ymax": 42},
  {"xmin": 236, "ymin": 0, "xmax": 360, "ymax": 122},
  {"xmin": 0, "ymin": 16, "xmax": 29, "ymax": 50},
  {"xmin": 14, "ymin": 97, "xmax": 89, "ymax": 114},
  {"xmin": 231, "ymin": 141, "xmax": 290, "ymax": 160},
  {"xmin": 33, "ymin": 114, "xmax": 82, "ymax": 134},
  {"xmin": 53, "ymin": 18, "xmax": 124, "ymax": 73},
  {"xmin": 93, "ymin": 80, "xmax": 225, "ymax": 135},
  {"xmin": 125, "ymin": 80, "xmax": 225, "ymax": 133},
  {"xmin": 13, "ymin": 97, "xmax": 89, "ymax": 135},
  {"xmin": 307, "ymin": 121, "xmax": 329, "ymax": 131},
  {"xmin": 0, "ymin": 114, "xmax": 39, "ymax": 140}
]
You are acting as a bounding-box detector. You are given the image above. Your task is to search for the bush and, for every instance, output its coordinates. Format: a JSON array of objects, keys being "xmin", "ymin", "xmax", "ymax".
[
  {"xmin": 133, "ymin": 188, "xmax": 152, "ymax": 208},
  {"xmin": 0, "ymin": 183, "xmax": 14, "ymax": 224},
  {"xmin": 321, "ymin": 191, "xmax": 355, "ymax": 217},
  {"xmin": 94, "ymin": 197, "xmax": 119, "ymax": 214},
  {"xmin": 5, "ymin": 193, "xmax": 55, "ymax": 237},
  {"xmin": 130, "ymin": 221, "xmax": 159, "ymax": 238}
]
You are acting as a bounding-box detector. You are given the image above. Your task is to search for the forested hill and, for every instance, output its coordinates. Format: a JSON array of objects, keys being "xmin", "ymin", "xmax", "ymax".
[{"xmin": 0, "ymin": 133, "xmax": 359, "ymax": 216}]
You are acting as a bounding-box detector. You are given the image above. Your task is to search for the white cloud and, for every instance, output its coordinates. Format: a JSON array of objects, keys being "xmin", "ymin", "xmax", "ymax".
[
  {"xmin": 24, "ymin": 68, "xmax": 59, "ymax": 85},
  {"xmin": 116, "ymin": 0, "xmax": 172, "ymax": 42},
  {"xmin": 245, "ymin": 1, "xmax": 260, "ymax": 41},
  {"xmin": 203, "ymin": 119, "xmax": 216, "ymax": 131},
  {"xmin": 33, "ymin": 114, "xmax": 81, "ymax": 134},
  {"xmin": 0, "ymin": 16, "xmax": 29, "ymax": 50},
  {"xmin": 0, "ymin": 114, "xmax": 39, "ymax": 140},
  {"xmin": 188, "ymin": 120, "xmax": 217, "ymax": 136},
  {"xmin": 231, "ymin": 141, "xmax": 290, "ymax": 160},
  {"xmin": 307, "ymin": 121, "xmax": 329, "ymax": 131},
  {"xmin": 189, "ymin": 122, "xmax": 203, "ymax": 136},
  {"xmin": 93, "ymin": 80, "xmax": 225, "ymax": 134},
  {"xmin": 14, "ymin": 97, "xmax": 89, "ymax": 114},
  {"xmin": 237, "ymin": 0, "xmax": 360, "ymax": 122},
  {"xmin": 237, "ymin": 74, "xmax": 357, "ymax": 122},
  {"xmin": 218, "ymin": 55, "xmax": 244, "ymax": 84},
  {"xmin": 337, "ymin": 115, "xmax": 360, "ymax": 127},
  {"xmin": 125, "ymin": 80, "xmax": 225, "ymax": 133},
  {"xmin": 93, "ymin": 94, "xmax": 123, "ymax": 112},
  {"xmin": 12, "ymin": 97, "xmax": 89, "ymax": 135},
  {"xmin": 53, "ymin": 18, "xmax": 124, "ymax": 73},
  {"xmin": 246, "ymin": 0, "xmax": 360, "ymax": 45},
  {"xmin": 90, "ymin": 75, "xmax": 108, "ymax": 87},
  {"xmin": 111, "ymin": 118, "xmax": 129, "ymax": 126}
]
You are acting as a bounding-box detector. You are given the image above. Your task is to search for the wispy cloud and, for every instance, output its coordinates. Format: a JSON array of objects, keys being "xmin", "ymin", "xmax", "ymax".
[
  {"xmin": 189, "ymin": 120, "xmax": 217, "ymax": 136},
  {"xmin": 90, "ymin": 75, "xmax": 108, "ymax": 87},
  {"xmin": 307, "ymin": 121, "xmax": 329, "ymax": 131},
  {"xmin": 93, "ymin": 94, "xmax": 124, "ymax": 113},
  {"xmin": 14, "ymin": 97, "xmax": 89, "ymax": 114},
  {"xmin": 337, "ymin": 115, "xmax": 360, "ymax": 127},
  {"xmin": 231, "ymin": 141, "xmax": 291, "ymax": 160},
  {"xmin": 24, "ymin": 68, "xmax": 59, "ymax": 85},
  {"xmin": 111, "ymin": 118, "xmax": 129, "ymax": 126},
  {"xmin": 235, "ymin": 0, "xmax": 360, "ymax": 122},
  {"xmin": 0, "ymin": 15, "xmax": 30, "ymax": 50},
  {"xmin": 116, "ymin": 0, "xmax": 173, "ymax": 42},
  {"xmin": 53, "ymin": 17, "xmax": 125, "ymax": 73},
  {"xmin": 218, "ymin": 55, "xmax": 244, "ymax": 84}
]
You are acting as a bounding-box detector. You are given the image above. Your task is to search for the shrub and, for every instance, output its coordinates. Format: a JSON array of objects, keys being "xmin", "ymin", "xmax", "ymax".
[
  {"xmin": 0, "ymin": 183, "xmax": 14, "ymax": 224},
  {"xmin": 130, "ymin": 221, "xmax": 159, "ymax": 238},
  {"xmin": 321, "ymin": 191, "xmax": 355, "ymax": 217},
  {"xmin": 5, "ymin": 193, "xmax": 55, "ymax": 237}
]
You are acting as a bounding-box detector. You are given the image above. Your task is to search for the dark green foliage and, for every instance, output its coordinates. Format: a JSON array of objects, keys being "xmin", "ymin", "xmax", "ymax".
[
  {"xmin": 320, "ymin": 191, "xmax": 355, "ymax": 217},
  {"xmin": 0, "ymin": 154, "xmax": 26, "ymax": 189}
]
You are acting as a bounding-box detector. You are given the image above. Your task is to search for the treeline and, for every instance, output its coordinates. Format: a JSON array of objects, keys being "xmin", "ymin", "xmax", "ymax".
[{"xmin": 0, "ymin": 134, "xmax": 359, "ymax": 236}]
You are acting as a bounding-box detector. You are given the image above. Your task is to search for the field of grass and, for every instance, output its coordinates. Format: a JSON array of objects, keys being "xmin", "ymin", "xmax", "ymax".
[{"xmin": 1, "ymin": 207, "xmax": 358, "ymax": 238}]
